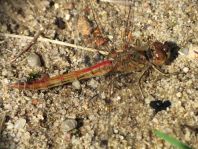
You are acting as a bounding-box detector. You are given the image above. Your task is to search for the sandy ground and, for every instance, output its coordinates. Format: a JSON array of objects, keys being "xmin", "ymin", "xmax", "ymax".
[{"xmin": 0, "ymin": 0, "xmax": 198, "ymax": 148}]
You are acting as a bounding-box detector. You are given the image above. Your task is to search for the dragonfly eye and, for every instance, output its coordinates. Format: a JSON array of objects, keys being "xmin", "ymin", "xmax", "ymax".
[{"xmin": 150, "ymin": 41, "xmax": 168, "ymax": 65}]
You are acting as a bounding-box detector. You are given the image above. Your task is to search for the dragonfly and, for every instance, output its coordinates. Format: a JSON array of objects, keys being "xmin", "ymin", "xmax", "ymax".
[
  {"xmin": 9, "ymin": 40, "xmax": 170, "ymax": 94},
  {"xmin": 8, "ymin": 2, "xmax": 171, "ymax": 96}
]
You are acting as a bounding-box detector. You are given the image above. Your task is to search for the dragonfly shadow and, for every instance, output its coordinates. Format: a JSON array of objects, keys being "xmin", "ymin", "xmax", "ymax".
[{"xmin": 164, "ymin": 41, "xmax": 180, "ymax": 65}]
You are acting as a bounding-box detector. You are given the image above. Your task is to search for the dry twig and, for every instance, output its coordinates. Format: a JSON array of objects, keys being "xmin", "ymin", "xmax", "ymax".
[{"xmin": 0, "ymin": 33, "xmax": 109, "ymax": 56}]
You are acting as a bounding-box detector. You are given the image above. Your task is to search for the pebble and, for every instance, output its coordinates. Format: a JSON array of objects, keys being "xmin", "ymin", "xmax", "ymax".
[
  {"xmin": 88, "ymin": 79, "xmax": 98, "ymax": 89},
  {"xmin": 14, "ymin": 118, "xmax": 26, "ymax": 129},
  {"xmin": 27, "ymin": 53, "xmax": 42, "ymax": 67},
  {"xmin": 72, "ymin": 80, "xmax": 81, "ymax": 90},
  {"xmin": 77, "ymin": 16, "xmax": 92, "ymax": 36},
  {"xmin": 101, "ymin": 92, "xmax": 106, "ymax": 99},
  {"xmin": 54, "ymin": 3, "xmax": 59, "ymax": 9},
  {"xmin": 61, "ymin": 119, "xmax": 77, "ymax": 133},
  {"xmin": 176, "ymin": 92, "xmax": 182, "ymax": 98},
  {"xmin": 113, "ymin": 129, "xmax": 118, "ymax": 134},
  {"xmin": 7, "ymin": 122, "xmax": 14, "ymax": 130},
  {"xmin": 179, "ymin": 48, "xmax": 189, "ymax": 55},
  {"xmin": 119, "ymin": 135, "xmax": 124, "ymax": 140},
  {"xmin": 182, "ymin": 67, "xmax": 189, "ymax": 73},
  {"xmin": 65, "ymin": 13, "xmax": 71, "ymax": 21},
  {"xmin": 116, "ymin": 96, "xmax": 121, "ymax": 101}
]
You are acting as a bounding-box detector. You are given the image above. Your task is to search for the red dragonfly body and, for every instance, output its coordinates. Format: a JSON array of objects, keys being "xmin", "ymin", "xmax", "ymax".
[
  {"xmin": 9, "ymin": 41, "xmax": 170, "ymax": 90},
  {"xmin": 9, "ymin": 60, "xmax": 113, "ymax": 90}
]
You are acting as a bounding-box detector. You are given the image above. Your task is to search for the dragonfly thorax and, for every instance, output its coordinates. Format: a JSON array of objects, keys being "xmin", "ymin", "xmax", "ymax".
[{"xmin": 147, "ymin": 41, "xmax": 169, "ymax": 66}]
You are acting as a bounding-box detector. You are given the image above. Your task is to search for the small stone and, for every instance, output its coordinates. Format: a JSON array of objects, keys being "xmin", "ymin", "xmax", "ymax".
[
  {"xmin": 65, "ymin": 13, "xmax": 71, "ymax": 21},
  {"xmin": 113, "ymin": 129, "xmax": 118, "ymax": 134},
  {"xmin": 32, "ymin": 98, "xmax": 39, "ymax": 105},
  {"xmin": 65, "ymin": 133, "xmax": 72, "ymax": 142},
  {"xmin": 176, "ymin": 92, "xmax": 182, "ymax": 98},
  {"xmin": 7, "ymin": 122, "xmax": 14, "ymax": 130},
  {"xmin": 88, "ymin": 79, "xmax": 98, "ymax": 89},
  {"xmin": 24, "ymin": 132, "xmax": 31, "ymax": 140},
  {"xmin": 77, "ymin": 16, "xmax": 92, "ymax": 36},
  {"xmin": 116, "ymin": 96, "xmax": 121, "ymax": 101},
  {"xmin": 54, "ymin": 3, "xmax": 59, "ymax": 9},
  {"xmin": 107, "ymin": 35, "xmax": 113, "ymax": 40},
  {"xmin": 179, "ymin": 48, "xmax": 189, "ymax": 55},
  {"xmin": 101, "ymin": 92, "xmax": 106, "ymax": 99},
  {"xmin": 72, "ymin": 80, "xmax": 81, "ymax": 90},
  {"xmin": 61, "ymin": 119, "xmax": 77, "ymax": 133},
  {"xmin": 183, "ymin": 67, "xmax": 189, "ymax": 73},
  {"xmin": 27, "ymin": 53, "xmax": 42, "ymax": 67},
  {"xmin": 14, "ymin": 118, "xmax": 26, "ymax": 129},
  {"xmin": 119, "ymin": 135, "xmax": 124, "ymax": 140}
]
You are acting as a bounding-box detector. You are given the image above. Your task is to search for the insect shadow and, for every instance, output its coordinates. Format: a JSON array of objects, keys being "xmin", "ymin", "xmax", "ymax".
[{"xmin": 164, "ymin": 41, "xmax": 180, "ymax": 65}]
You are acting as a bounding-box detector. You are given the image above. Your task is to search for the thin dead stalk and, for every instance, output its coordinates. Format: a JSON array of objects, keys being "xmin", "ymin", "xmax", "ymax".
[{"xmin": 0, "ymin": 33, "xmax": 109, "ymax": 56}]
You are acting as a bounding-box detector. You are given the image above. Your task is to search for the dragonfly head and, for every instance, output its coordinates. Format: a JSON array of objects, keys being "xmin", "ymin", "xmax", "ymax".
[{"xmin": 147, "ymin": 41, "xmax": 170, "ymax": 66}]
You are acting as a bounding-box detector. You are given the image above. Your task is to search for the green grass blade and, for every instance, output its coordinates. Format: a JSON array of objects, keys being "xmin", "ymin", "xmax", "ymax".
[{"xmin": 154, "ymin": 130, "xmax": 192, "ymax": 149}]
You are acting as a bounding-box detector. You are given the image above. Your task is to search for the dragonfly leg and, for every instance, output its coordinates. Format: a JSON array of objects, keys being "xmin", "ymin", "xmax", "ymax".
[
  {"xmin": 151, "ymin": 64, "xmax": 171, "ymax": 76},
  {"xmin": 153, "ymin": 65, "xmax": 167, "ymax": 75},
  {"xmin": 138, "ymin": 66, "xmax": 151, "ymax": 99}
]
